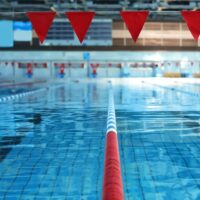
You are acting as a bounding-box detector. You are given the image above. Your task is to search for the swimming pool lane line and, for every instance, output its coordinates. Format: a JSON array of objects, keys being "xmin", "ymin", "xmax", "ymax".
[
  {"xmin": 0, "ymin": 84, "xmax": 64, "ymax": 103},
  {"xmin": 142, "ymin": 81, "xmax": 200, "ymax": 98},
  {"xmin": 0, "ymin": 90, "xmax": 40, "ymax": 103},
  {"xmin": 102, "ymin": 83, "xmax": 124, "ymax": 200},
  {"xmin": 0, "ymin": 80, "xmax": 47, "ymax": 88}
]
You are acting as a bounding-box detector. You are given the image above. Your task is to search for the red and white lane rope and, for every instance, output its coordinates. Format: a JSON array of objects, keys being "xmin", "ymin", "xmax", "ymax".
[{"xmin": 102, "ymin": 84, "xmax": 124, "ymax": 200}]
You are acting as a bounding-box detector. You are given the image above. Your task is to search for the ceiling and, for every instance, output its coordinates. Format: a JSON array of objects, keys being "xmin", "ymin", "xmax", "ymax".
[{"xmin": 0, "ymin": 0, "xmax": 199, "ymax": 21}]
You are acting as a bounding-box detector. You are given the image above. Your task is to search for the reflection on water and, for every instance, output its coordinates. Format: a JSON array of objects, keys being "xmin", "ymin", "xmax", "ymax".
[
  {"xmin": 0, "ymin": 136, "xmax": 24, "ymax": 162},
  {"xmin": 28, "ymin": 113, "xmax": 42, "ymax": 125}
]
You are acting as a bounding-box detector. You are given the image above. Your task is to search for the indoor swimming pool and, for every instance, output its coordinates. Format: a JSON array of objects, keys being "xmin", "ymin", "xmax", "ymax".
[{"xmin": 0, "ymin": 78, "xmax": 200, "ymax": 200}]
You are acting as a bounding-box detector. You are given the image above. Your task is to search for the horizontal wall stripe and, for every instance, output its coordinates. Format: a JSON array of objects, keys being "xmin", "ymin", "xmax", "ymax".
[{"xmin": 113, "ymin": 30, "xmax": 193, "ymax": 39}]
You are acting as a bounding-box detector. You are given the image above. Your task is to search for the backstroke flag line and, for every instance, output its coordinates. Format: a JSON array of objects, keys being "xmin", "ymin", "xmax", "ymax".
[
  {"xmin": 181, "ymin": 11, "xmax": 200, "ymax": 42},
  {"xmin": 120, "ymin": 11, "xmax": 149, "ymax": 42},
  {"xmin": 15, "ymin": 11, "xmax": 200, "ymax": 44},
  {"xmin": 66, "ymin": 11, "xmax": 95, "ymax": 43},
  {"xmin": 27, "ymin": 12, "xmax": 56, "ymax": 44}
]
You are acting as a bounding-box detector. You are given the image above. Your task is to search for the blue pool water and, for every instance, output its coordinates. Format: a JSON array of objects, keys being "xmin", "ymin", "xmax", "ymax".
[{"xmin": 0, "ymin": 79, "xmax": 200, "ymax": 199}]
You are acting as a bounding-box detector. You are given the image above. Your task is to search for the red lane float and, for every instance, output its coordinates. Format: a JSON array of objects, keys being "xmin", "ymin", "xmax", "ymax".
[
  {"xmin": 60, "ymin": 66, "xmax": 65, "ymax": 78},
  {"xmin": 26, "ymin": 63, "xmax": 33, "ymax": 78},
  {"xmin": 103, "ymin": 131, "xmax": 124, "ymax": 200},
  {"xmin": 102, "ymin": 85, "xmax": 124, "ymax": 200}
]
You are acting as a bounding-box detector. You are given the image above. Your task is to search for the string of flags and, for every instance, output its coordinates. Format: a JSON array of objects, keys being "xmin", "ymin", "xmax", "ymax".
[
  {"xmin": 27, "ymin": 11, "xmax": 95, "ymax": 44},
  {"xmin": 26, "ymin": 11, "xmax": 200, "ymax": 44}
]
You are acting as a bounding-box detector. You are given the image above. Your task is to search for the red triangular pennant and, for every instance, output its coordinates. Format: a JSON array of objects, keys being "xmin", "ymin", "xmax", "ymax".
[
  {"xmin": 27, "ymin": 11, "xmax": 56, "ymax": 44},
  {"xmin": 66, "ymin": 11, "xmax": 95, "ymax": 43},
  {"xmin": 120, "ymin": 11, "xmax": 149, "ymax": 42},
  {"xmin": 181, "ymin": 11, "xmax": 200, "ymax": 42}
]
